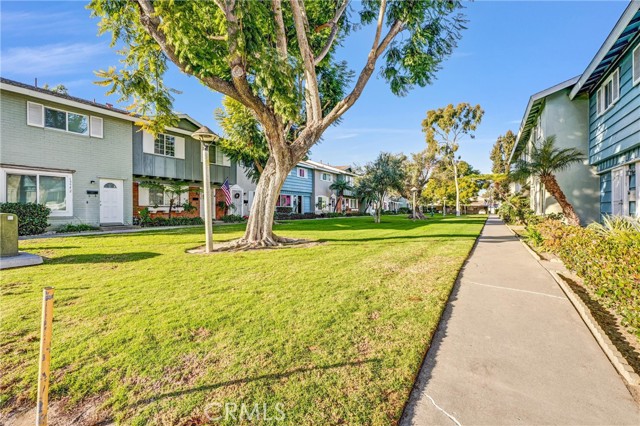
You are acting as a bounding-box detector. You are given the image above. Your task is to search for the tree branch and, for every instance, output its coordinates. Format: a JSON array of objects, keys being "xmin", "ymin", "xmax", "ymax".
[
  {"xmin": 289, "ymin": 0, "xmax": 322, "ymax": 122},
  {"xmin": 134, "ymin": 0, "xmax": 241, "ymax": 102},
  {"xmin": 318, "ymin": 17, "xmax": 404, "ymax": 138},
  {"xmin": 271, "ymin": 0, "xmax": 288, "ymax": 60},
  {"xmin": 313, "ymin": 0, "xmax": 349, "ymax": 65}
]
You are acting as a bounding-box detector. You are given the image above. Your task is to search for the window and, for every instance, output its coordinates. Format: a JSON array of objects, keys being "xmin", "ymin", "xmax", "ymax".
[
  {"xmin": 596, "ymin": 68, "xmax": 620, "ymax": 116},
  {"xmin": 316, "ymin": 196, "xmax": 329, "ymax": 209},
  {"xmin": 321, "ymin": 173, "xmax": 333, "ymax": 182},
  {"xmin": 27, "ymin": 102, "xmax": 101, "ymax": 136},
  {"xmin": 4, "ymin": 170, "xmax": 72, "ymax": 215},
  {"xmin": 44, "ymin": 107, "xmax": 89, "ymax": 135},
  {"xmin": 149, "ymin": 187, "xmax": 165, "ymax": 207},
  {"xmin": 634, "ymin": 44, "xmax": 640, "ymax": 86},
  {"xmin": 277, "ymin": 195, "xmax": 292, "ymax": 207},
  {"xmin": 298, "ymin": 168, "xmax": 306, "ymax": 178},
  {"xmin": 154, "ymin": 134, "xmax": 175, "ymax": 157},
  {"xmin": 348, "ymin": 198, "xmax": 358, "ymax": 209}
]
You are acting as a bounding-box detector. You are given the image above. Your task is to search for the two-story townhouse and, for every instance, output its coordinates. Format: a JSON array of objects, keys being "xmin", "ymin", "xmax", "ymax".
[
  {"xmin": 328, "ymin": 164, "xmax": 359, "ymax": 212},
  {"xmin": 569, "ymin": 2, "xmax": 640, "ymax": 219},
  {"xmin": 278, "ymin": 162, "xmax": 314, "ymax": 214},
  {"xmin": 509, "ymin": 77, "xmax": 601, "ymax": 224},
  {"xmin": 0, "ymin": 78, "xmax": 134, "ymax": 227},
  {"xmin": 131, "ymin": 115, "xmax": 236, "ymax": 220},
  {"xmin": 304, "ymin": 160, "xmax": 359, "ymax": 213}
]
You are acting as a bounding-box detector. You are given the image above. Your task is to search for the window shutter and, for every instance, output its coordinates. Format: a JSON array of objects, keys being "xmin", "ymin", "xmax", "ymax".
[
  {"xmin": 90, "ymin": 116, "xmax": 103, "ymax": 138},
  {"xmin": 142, "ymin": 131, "xmax": 154, "ymax": 154},
  {"xmin": 596, "ymin": 89, "xmax": 602, "ymax": 116},
  {"xmin": 27, "ymin": 102, "xmax": 44, "ymax": 127},
  {"xmin": 174, "ymin": 136, "xmax": 185, "ymax": 159},
  {"xmin": 612, "ymin": 69, "xmax": 620, "ymax": 102},
  {"xmin": 222, "ymin": 154, "xmax": 231, "ymax": 166},
  {"xmin": 138, "ymin": 186, "xmax": 150, "ymax": 206},
  {"xmin": 215, "ymin": 148, "xmax": 224, "ymax": 165},
  {"xmin": 634, "ymin": 46, "xmax": 640, "ymax": 84}
]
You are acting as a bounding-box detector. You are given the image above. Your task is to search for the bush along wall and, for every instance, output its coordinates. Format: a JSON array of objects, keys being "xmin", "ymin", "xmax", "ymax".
[
  {"xmin": 139, "ymin": 216, "xmax": 204, "ymax": 227},
  {"xmin": 532, "ymin": 219, "xmax": 640, "ymax": 335},
  {"xmin": 0, "ymin": 203, "xmax": 50, "ymax": 236}
]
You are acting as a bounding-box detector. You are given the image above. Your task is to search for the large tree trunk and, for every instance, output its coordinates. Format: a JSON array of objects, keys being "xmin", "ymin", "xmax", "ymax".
[{"xmin": 541, "ymin": 175, "xmax": 581, "ymax": 226}]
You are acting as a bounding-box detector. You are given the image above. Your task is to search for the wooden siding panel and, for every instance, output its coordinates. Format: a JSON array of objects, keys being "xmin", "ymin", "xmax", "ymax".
[{"xmin": 589, "ymin": 39, "xmax": 640, "ymax": 167}]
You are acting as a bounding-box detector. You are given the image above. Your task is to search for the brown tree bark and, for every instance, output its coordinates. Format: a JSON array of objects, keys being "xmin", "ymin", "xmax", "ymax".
[{"xmin": 541, "ymin": 175, "xmax": 581, "ymax": 226}]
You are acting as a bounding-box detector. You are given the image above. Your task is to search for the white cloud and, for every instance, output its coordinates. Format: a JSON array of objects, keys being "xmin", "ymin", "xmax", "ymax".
[{"xmin": 1, "ymin": 42, "xmax": 108, "ymax": 76}]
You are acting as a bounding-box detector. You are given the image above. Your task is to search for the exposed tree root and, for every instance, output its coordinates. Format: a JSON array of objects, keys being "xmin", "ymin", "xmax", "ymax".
[
  {"xmin": 188, "ymin": 234, "xmax": 313, "ymax": 253},
  {"xmin": 410, "ymin": 211, "xmax": 427, "ymax": 220}
]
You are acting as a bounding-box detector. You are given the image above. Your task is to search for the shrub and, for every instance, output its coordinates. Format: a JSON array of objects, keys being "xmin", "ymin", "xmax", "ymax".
[
  {"xmin": 56, "ymin": 224, "xmax": 98, "ymax": 233},
  {"xmin": 275, "ymin": 206, "xmax": 293, "ymax": 214},
  {"xmin": 497, "ymin": 194, "xmax": 534, "ymax": 225},
  {"xmin": 532, "ymin": 219, "xmax": 640, "ymax": 334},
  {"xmin": 0, "ymin": 202, "xmax": 50, "ymax": 235},
  {"xmin": 221, "ymin": 214, "xmax": 246, "ymax": 223},
  {"xmin": 139, "ymin": 216, "xmax": 204, "ymax": 227},
  {"xmin": 398, "ymin": 207, "xmax": 411, "ymax": 214}
]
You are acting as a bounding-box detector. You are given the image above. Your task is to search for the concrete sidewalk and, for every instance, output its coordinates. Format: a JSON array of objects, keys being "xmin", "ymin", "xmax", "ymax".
[{"xmin": 401, "ymin": 216, "xmax": 639, "ymax": 425}]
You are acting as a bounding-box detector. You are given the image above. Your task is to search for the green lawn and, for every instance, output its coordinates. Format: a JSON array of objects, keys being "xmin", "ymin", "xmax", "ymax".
[{"xmin": 1, "ymin": 215, "xmax": 485, "ymax": 425}]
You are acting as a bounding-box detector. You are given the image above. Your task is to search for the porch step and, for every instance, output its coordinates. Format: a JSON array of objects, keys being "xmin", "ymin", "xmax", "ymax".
[{"xmin": 99, "ymin": 224, "xmax": 139, "ymax": 231}]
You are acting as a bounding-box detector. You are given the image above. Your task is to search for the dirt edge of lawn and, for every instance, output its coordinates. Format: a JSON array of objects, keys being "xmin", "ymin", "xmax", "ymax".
[{"xmin": 398, "ymin": 217, "xmax": 488, "ymax": 422}]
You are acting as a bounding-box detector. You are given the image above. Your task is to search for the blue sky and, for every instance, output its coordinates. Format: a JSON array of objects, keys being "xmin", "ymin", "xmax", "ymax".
[{"xmin": 0, "ymin": 1, "xmax": 629, "ymax": 172}]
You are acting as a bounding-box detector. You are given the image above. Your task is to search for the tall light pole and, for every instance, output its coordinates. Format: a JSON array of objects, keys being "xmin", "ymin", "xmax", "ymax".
[
  {"xmin": 411, "ymin": 187, "xmax": 418, "ymax": 220},
  {"xmin": 192, "ymin": 126, "xmax": 216, "ymax": 253}
]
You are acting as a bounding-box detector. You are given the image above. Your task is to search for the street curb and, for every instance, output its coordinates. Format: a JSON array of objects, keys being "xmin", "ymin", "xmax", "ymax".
[
  {"xmin": 548, "ymin": 270, "xmax": 640, "ymax": 386},
  {"xmin": 507, "ymin": 225, "xmax": 640, "ymax": 387}
]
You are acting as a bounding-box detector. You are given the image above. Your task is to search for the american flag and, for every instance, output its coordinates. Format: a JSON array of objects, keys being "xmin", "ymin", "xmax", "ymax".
[{"xmin": 221, "ymin": 177, "xmax": 232, "ymax": 206}]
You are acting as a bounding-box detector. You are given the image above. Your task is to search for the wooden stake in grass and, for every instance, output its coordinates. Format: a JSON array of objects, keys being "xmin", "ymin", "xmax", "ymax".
[{"xmin": 36, "ymin": 287, "xmax": 54, "ymax": 426}]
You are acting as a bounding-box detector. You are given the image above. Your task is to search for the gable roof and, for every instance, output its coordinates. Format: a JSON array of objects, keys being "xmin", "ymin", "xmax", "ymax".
[
  {"xmin": 0, "ymin": 77, "xmax": 207, "ymax": 137},
  {"xmin": 302, "ymin": 160, "xmax": 357, "ymax": 176},
  {"xmin": 569, "ymin": 2, "xmax": 640, "ymax": 98},
  {"xmin": 509, "ymin": 76, "xmax": 580, "ymax": 164}
]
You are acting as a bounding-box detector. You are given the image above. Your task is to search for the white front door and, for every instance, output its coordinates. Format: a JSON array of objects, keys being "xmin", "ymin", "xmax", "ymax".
[
  {"xmin": 100, "ymin": 179, "xmax": 124, "ymax": 224},
  {"xmin": 611, "ymin": 167, "xmax": 625, "ymax": 216}
]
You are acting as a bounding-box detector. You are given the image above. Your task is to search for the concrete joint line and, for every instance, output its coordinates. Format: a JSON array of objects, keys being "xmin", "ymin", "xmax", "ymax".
[
  {"xmin": 424, "ymin": 394, "xmax": 462, "ymax": 426},
  {"xmin": 508, "ymin": 223, "xmax": 640, "ymax": 387},
  {"xmin": 462, "ymin": 279, "xmax": 567, "ymax": 300}
]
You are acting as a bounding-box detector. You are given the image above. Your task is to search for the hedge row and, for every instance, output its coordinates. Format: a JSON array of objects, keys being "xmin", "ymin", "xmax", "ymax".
[
  {"xmin": 531, "ymin": 220, "xmax": 640, "ymax": 334},
  {"xmin": 0, "ymin": 203, "xmax": 50, "ymax": 235},
  {"xmin": 139, "ymin": 216, "xmax": 204, "ymax": 227}
]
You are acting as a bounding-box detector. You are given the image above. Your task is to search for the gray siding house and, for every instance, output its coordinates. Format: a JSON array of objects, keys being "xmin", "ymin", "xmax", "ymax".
[
  {"xmin": 131, "ymin": 115, "xmax": 237, "ymax": 220},
  {"xmin": 510, "ymin": 78, "xmax": 601, "ymax": 224},
  {"xmin": 0, "ymin": 78, "xmax": 134, "ymax": 227}
]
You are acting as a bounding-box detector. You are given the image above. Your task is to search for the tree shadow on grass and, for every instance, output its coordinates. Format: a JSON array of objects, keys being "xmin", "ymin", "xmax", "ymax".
[
  {"xmin": 317, "ymin": 233, "xmax": 481, "ymax": 243},
  {"xmin": 46, "ymin": 252, "xmax": 161, "ymax": 264},
  {"xmin": 133, "ymin": 358, "xmax": 382, "ymax": 407}
]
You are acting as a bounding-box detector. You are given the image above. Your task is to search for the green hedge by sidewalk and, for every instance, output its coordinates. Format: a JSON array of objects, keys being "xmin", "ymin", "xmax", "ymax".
[{"xmin": 531, "ymin": 220, "xmax": 640, "ymax": 335}]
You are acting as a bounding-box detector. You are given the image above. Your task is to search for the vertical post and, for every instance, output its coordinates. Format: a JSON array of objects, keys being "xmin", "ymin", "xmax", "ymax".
[
  {"xmin": 201, "ymin": 142, "xmax": 214, "ymax": 253},
  {"xmin": 37, "ymin": 287, "xmax": 54, "ymax": 426},
  {"xmin": 412, "ymin": 191, "xmax": 416, "ymax": 220}
]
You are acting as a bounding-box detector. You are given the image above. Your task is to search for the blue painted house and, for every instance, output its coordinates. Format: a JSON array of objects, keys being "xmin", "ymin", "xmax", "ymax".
[
  {"xmin": 277, "ymin": 163, "xmax": 314, "ymax": 213},
  {"xmin": 569, "ymin": 2, "xmax": 640, "ymax": 218}
]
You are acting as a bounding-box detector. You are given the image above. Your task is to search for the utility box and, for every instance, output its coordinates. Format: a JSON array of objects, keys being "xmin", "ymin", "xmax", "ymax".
[{"xmin": 0, "ymin": 213, "xmax": 19, "ymax": 257}]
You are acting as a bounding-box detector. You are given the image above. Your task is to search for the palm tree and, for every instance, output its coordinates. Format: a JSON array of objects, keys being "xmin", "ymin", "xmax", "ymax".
[
  {"xmin": 510, "ymin": 136, "xmax": 585, "ymax": 226},
  {"xmin": 329, "ymin": 178, "xmax": 354, "ymax": 213}
]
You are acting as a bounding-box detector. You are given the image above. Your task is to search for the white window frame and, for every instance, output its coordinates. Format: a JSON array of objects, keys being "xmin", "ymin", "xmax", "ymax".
[
  {"xmin": 1, "ymin": 167, "xmax": 73, "ymax": 217},
  {"xmin": 321, "ymin": 173, "xmax": 333, "ymax": 182},
  {"xmin": 298, "ymin": 168, "xmax": 307, "ymax": 178},
  {"xmin": 154, "ymin": 133, "xmax": 176, "ymax": 157},
  {"xmin": 633, "ymin": 44, "xmax": 640, "ymax": 87},
  {"xmin": 44, "ymin": 106, "xmax": 90, "ymax": 136},
  {"xmin": 26, "ymin": 101, "xmax": 104, "ymax": 138},
  {"xmin": 596, "ymin": 68, "xmax": 620, "ymax": 117}
]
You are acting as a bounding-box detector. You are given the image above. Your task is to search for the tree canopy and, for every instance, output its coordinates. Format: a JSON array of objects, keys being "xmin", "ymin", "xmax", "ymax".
[
  {"xmin": 490, "ymin": 130, "xmax": 516, "ymax": 174},
  {"xmin": 356, "ymin": 152, "xmax": 406, "ymax": 223}
]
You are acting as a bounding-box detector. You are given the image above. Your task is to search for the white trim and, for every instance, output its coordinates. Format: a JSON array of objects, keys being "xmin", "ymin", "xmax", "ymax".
[
  {"xmin": 596, "ymin": 68, "xmax": 620, "ymax": 117},
  {"xmin": 1, "ymin": 167, "xmax": 73, "ymax": 217},
  {"xmin": 633, "ymin": 44, "xmax": 640, "ymax": 86}
]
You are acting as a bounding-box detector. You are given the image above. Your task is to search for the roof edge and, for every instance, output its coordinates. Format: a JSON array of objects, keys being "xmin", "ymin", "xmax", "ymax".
[{"xmin": 569, "ymin": 1, "xmax": 640, "ymax": 99}]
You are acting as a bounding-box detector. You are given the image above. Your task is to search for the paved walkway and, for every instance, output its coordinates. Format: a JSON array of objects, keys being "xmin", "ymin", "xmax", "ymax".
[{"xmin": 401, "ymin": 216, "xmax": 639, "ymax": 425}]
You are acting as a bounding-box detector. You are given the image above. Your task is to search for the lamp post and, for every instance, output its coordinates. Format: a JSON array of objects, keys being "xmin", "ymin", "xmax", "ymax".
[
  {"xmin": 192, "ymin": 126, "xmax": 216, "ymax": 253},
  {"xmin": 411, "ymin": 187, "xmax": 418, "ymax": 219}
]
